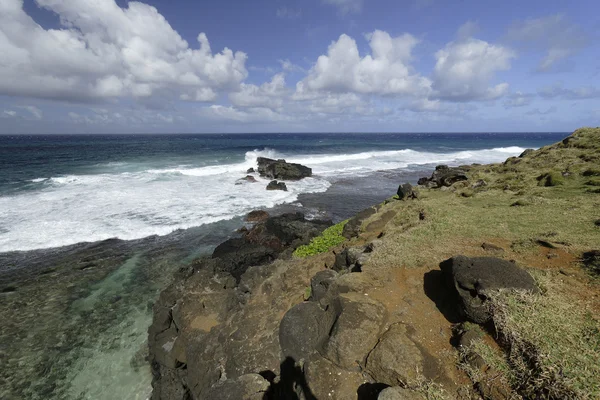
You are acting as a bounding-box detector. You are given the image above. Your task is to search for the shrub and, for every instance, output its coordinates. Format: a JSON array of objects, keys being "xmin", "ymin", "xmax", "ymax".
[{"xmin": 293, "ymin": 220, "xmax": 348, "ymax": 257}]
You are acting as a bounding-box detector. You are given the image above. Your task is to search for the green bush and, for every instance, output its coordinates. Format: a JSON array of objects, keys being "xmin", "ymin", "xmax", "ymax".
[{"xmin": 293, "ymin": 220, "xmax": 348, "ymax": 258}]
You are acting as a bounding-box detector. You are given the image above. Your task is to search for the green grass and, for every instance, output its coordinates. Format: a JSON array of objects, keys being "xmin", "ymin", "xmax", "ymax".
[
  {"xmin": 488, "ymin": 271, "xmax": 600, "ymax": 399},
  {"xmin": 293, "ymin": 220, "xmax": 349, "ymax": 257}
]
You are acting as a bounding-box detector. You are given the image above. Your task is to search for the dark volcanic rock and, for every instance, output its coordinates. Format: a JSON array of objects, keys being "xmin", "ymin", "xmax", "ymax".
[
  {"xmin": 247, "ymin": 168, "xmax": 255, "ymax": 173},
  {"xmin": 236, "ymin": 175, "xmax": 258, "ymax": 184},
  {"xmin": 440, "ymin": 256, "xmax": 539, "ymax": 323},
  {"xmin": 266, "ymin": 180, "xmax": 287, "ymax": 191},
  {"xmin": 279, "ymin": 301, "xmax": 339, "ymax": 361},
  {"xmin": 245, "ymin": 210, "xmax": 270, "ymax": 223},
  {"xmin": 257, "ymin": 157, "xmax": 312, "ymax": 180},
  {"xmin": 212, "ymin": 238, "xmax": 276, "ymax": 281},
  {"xmin": 378, "ymin": 387, "xmax": 426, "ymax": 400},
  {"xmin": 582, "ymin": 250, "xmax": 600, "ymax": 275},
  {"xmin": 310, "ymin": 270, "xmax": 338, "ymax": 302},
  {"xmin": 342, "ymin": 206, "xmax": 379, "ymax": 239},
  {"xmin": 418, "ymin": 165, "xmax": 468, "ymax": 188},
  {"xmin": 203, "ymin": 374, "xmax": 269, "ymax": 400},
  {"xmin": 397, "ymin": 183, "xmax": 417, "ymax": 200}
]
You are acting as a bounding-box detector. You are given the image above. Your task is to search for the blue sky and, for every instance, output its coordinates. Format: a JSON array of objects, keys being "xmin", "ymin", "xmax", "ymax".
[{"xmin": 0, "ymin": 0, "xmax": 599, "ymax": 133}]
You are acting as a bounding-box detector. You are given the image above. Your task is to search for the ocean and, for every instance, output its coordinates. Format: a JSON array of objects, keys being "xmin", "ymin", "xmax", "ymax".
[{"xmin": 0, "ymin": 132, "xmax": 566, "ymax": 399}]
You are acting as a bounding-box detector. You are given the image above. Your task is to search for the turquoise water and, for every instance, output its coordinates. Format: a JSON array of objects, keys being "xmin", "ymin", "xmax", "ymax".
[{"xmin": 0, "ymin": 132, "xmax": 567, "ymax": 399}]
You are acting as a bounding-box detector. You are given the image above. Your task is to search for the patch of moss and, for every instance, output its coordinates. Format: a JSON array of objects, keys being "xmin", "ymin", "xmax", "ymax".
[
  {"xmin": 293, "ymin": 220, "xmax": 348, "ymax": 258},
  {"xmin": 537, "ymin": 171, "xmax": 565, "ymax": 187}
]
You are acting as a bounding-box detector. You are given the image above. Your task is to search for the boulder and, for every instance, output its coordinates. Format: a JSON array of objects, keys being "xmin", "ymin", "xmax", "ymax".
[
  {"xmin": 418, "ymin": 165, "xmax": 468, "ymax": 188},
  {"xmin": 279, "ymin": 301, "xmax": 339, "ymax": 361},
  {"xmin": 245, "ymin": 210, "xmax": 270, "ymax": 223},
  {"xmin": 582, "ymin": 250, "xmax": 600, "ymax": 275},
  {"xmin": 397, "ymin": 183, "xmax": 417, "ymax": 200},
  {"xmin": 203, "ymin": 374, "xmax": 269, "ymax": 400},
  {"xmin": 263, "ymin": 212, "xmax": 331, "ymax": 247},
  {"xmin": 323, "ymin": 293, "xmax": 386, "ymax": 369},
  {"xmin": 310, "ymin": 270, "xmax": 338, "ymax": 302},
  {"xmin": 333, "ymin": 246, "xmax": 370, "ymax": 272},
  {"xmin": 378, "ymin": 387, "xmax": 427, "ymax": 400},
  {"xmin": 257, "ymin": 157, "xmax": 312, "ymax": 180},
  {"xmin": 366, "ymin": 324, "xmax": 424, "ymax": 387},
  {"xmin": 266, "ymin": 180, "xmax": 288, "ymax": 191},
  {"xmin": 440, "ymin": 256, "xmax": 539, "ymax": 323}
]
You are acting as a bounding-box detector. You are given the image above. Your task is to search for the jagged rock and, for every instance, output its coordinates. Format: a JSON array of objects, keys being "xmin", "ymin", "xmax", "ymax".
[
  {"xmin": 582, "ymin": 250, "xmax": 600, "ymax": 275},
  {"xmin": 418, "ymin": 165, "xmax": 468, "ymax": 188},
  {"xmin": 236, "ymin": 175, "xmax": 258, "ymax": 185},
  {"xmin": 333, "ymin": 246, "xmax": 369, "ymax": 272},
  {"xmin": 397, "ymin": 183, "xmax": 417, "ymax": 200},
  {"xmin": 323, "ymin": 293, "xmax": 386, "ymax": 369},
  {"xmin": 246, "ymin": 210, "xmax": 270, "ymax": 223},
  {"xmin": 472, "ymin": 179, "xmax": 487, "ymax": 189},
  {"xmin": 257, "ymin": 157, "xmax": 312, "ymax": 180},
  {"xmin": 247, "ymin": 168, "xmax": 255, "ymax": 173},
  {"xmin": 212, "ymin": 238, "xmax": 276, "ymax": 281},
  {"xmin": 440, "ymin": 256, "xmax": 539, "ymax": 323},
  {"xmin": 378, "ymin": 387, "xmax": 427, "ymax": 400},
  {"xmin": 366, "ymin": 324, "xmax": 424, "ymax": 387},
  {"xmin": 310, "ymin": 270, "xmax": 338, "ymax": 302},
  {"xmin": 279, "ymin": 301, "xmax": 339, "ymax": 361},
  {"xmin": 266, "ymin": 180, "xmax": 287, "ymax": 191},
  {"xmin": 203, "ymin": 374, "xmax": 269, "ymax": 400}
]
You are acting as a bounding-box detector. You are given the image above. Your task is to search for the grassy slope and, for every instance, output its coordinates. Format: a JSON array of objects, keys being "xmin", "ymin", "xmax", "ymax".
[{"xmin": 312, "ymin": 127, "xmax": 600, "ymax": 399}]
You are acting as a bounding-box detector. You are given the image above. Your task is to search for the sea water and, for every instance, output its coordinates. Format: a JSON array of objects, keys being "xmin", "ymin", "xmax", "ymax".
[{"xmin": 0, "ymin": 132, "xmax": 566, "ymax": 399}]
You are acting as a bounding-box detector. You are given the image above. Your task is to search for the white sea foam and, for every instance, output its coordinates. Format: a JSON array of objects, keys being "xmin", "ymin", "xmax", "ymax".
[{"xmin": 0, "ymin": 146, "xmax": 526, "ymax": 252}]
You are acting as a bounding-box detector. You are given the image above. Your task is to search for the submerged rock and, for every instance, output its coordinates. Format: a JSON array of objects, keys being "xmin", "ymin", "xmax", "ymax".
[
  {"xmin": 440, "ymin": 256, "xmax": 539, "ymax": 323},
  {"xmin": 257, "ymin": 157, "xmax": 312, "ymax": 180}
]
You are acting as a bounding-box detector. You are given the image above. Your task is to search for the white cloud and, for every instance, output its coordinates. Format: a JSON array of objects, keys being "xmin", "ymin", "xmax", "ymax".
[
  {"xmin": 321, "ymin": 0, "xmax": 363, "ymax": 15},
  {"xmin": 201, "ymin": 105, "xmax": 289, "ymax": 123},
  {"xmin": 507, "ymin": 14, "xmax": 588, "ymax": 72},
  {"xmin": 2, "ymin": 110, "xmax": 17, "ymax": 117},
  {"xmin": 296, "ymin": 31, "xmax": 431, "ymax": 97},
  {"xmin": 432, "ymin": 29, "xmax": 515, "ymax": 101},
  {"xmin": 0, "ymin": 0, "xmax": 248, "ymax": 102},
  {"xmin": 229, "ymin": 73, "xmax": 288, "ymax": 109},
  {"xmin": 279, "ymin": 59, "xmax": 306, "ymax": 73}
]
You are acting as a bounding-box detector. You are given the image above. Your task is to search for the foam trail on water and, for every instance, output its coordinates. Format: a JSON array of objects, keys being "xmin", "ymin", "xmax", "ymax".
[{"xmin": 0, "ymin": 146, "xmax": 526, "ymax": 252}]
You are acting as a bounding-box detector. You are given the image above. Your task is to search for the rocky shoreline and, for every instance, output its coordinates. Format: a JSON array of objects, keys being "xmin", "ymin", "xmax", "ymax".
[{"xmin": 147, "ymin": 128, "xmax": 600, "ymax": 400}]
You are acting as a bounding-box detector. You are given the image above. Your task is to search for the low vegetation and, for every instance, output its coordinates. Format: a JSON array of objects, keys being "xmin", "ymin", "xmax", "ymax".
[{"xmin": 293, "ymin": 219, "xmax": 348, "ymax": 257}]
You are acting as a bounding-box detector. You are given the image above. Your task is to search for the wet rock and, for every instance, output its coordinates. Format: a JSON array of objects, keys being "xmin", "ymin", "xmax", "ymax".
[
  {"xmin": 236, "ymin": 175, "xmax": 258, "ymax": 184},
  {"xmin": 245, "ymin": 210, "xmax": 270, "ymax": 223},
  {"xmin": 266, "ymin": 180, "xmax": 287, "ymax": 191},
  {"xmin": 279, "ymin": 301, "xmax": 339, "ymax": 361},
  {"xmin": 378, "ymin": 387, "xmax": 426, "ymax": 400},
  {"xmin": 257, "ymin": 157, "xmax": 312, "ymax": 180},
  {"xmin": 310, "ymin": 270, "xmax": 338, "ymax": 302},
  {"xmin": 440, "ymin": 256, "xmax": 539, "ymax": 323},
  {"xmin": 204, "ymin": 374, "xmax": 269, "ymax": 400},
  {"xmin": 247, "ymin": 168, "xmax": 255, "ymax": 173},
  {"xmin": 323, "ymin": 293, "xmax": 386, "ymax": 369},
  {"xmin": 366, "ymin": 324, "xmax": 424, "ymax": 387}
]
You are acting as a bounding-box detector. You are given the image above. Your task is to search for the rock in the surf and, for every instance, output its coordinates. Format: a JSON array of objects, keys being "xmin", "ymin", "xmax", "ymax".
[
  {"xmin": 266, "ymin": 180, "xmax": 287, "ymax": 191},
  {"xmin": 257, "ymin": 157, "xmax": 312, "ymax": 180}
]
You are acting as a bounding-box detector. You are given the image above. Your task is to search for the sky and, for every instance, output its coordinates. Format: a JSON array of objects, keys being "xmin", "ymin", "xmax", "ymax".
[{"xmin": 0, "ymin": 0, "xmax": 599, "ymax": 133}]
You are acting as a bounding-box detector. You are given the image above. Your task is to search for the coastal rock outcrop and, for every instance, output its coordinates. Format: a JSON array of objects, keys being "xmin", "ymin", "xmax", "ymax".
[
  {"xmin": 266, "ymin": 180, "xmax": 287, "ymax": 191},
  {"xmin": 257, "ymin": 157, "xmax": 312, "ymax": 180},
  {"xmin": 397, "ymin": 183, "xmax": 418, "ymax": 200},
  {"xmin": 440, "ymin": 256, "xmax": 539, "ymax": 323},
  {"xmin": 418, "ymin": 165, "xmax": 468, "ymax": 188}
]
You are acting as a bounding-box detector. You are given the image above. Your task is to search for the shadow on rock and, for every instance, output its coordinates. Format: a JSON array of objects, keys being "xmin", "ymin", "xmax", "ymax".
[
  {"xmin": 262, "ymin": 357, "xmax": 317, "ymax": 400},
  {"xmin": 357, "ymin": 382, "xmax": 390, "ymax": 400},
  {"xmin": 423, "ymin": 269, "xmax": 463, "ymax": 324}
]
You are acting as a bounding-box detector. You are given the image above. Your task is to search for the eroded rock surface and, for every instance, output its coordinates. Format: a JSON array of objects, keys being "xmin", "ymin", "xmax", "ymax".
[{"xmin": 257, "ymin": 157, "xmax": 312, "ymax": 180}]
